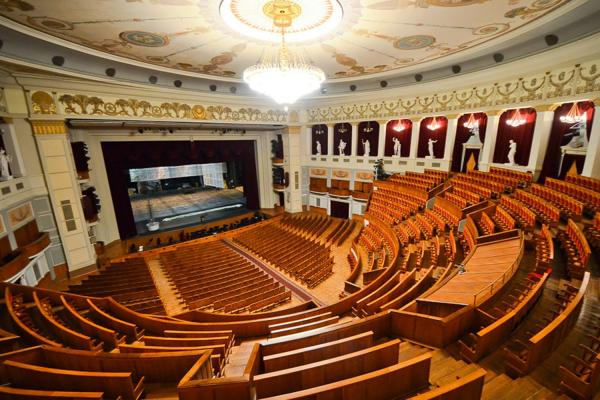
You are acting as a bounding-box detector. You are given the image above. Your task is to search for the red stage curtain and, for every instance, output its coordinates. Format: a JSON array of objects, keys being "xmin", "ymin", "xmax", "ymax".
[
  {"xmin": 539, "ymin": 101, "xmax": 595, "ymax": 181},
  {"xmin": 357, "ymin": 121, "xmax": 379, "ymax": 157},
  {"xmin": 311, "ymin": 124, "xmax": 328, "ymax": 155},
  {"xmin": 450, "ymin": 113, "xmax": 487, "ymax": 172},
  {"xmin": 417, "ymin": 117, "xmax": 448, "ymax": 158},
  {"xmin": 384, "ymin": 119, "xmax": 412, "ymax": 157},
  {"xmin": 333, "ymin": 123, "xmax": 352, "ymax": 156},
  {"xmin": 492, "ymin": 108, "xmax": 536, "ymax": 166}
]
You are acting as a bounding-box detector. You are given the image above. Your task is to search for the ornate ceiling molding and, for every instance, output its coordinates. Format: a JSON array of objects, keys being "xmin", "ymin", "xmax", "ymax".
[{"xmin": 305, "ymin": 60, "xmax": 600, "ymax": 123}]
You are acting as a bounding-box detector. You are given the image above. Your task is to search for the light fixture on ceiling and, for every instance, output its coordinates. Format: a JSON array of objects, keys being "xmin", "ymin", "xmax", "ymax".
[
  {"xmin": 363, "ymin": 121, "xmax": 374, "ymax": 133},
  {"xmin": 337, "ymin": 124, "xmax": 348, "ymax": 133},
  {"xmin": 315, "ymin": 125, "xmax": 326, "ymax": 134},
  {"xmin": 426, "ymin": 117, "xmax": 441, "ymax": 131},
  {"xmin": 393, "ymin": 120, "xmax": 406, "ymax": 132},
  {"xmin": 242, "ymin": 0, "xmax": 326, "ymax": 105},
  {"xmin": 560, "ymin": 102, "xmax": 586, "ymax": 124},
  {"xmin": 463, "ymin": 113, "xmax": 479, "ymax": 129},
  {"xmin": 506, "ymin": 109, "xmax": 527, "ymax": 127}
]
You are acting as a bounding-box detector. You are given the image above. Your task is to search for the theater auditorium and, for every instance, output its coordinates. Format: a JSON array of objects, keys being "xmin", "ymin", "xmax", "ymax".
[{"xmin": 0, "ymin": 0, "xmax": 599, "ymax": 399}]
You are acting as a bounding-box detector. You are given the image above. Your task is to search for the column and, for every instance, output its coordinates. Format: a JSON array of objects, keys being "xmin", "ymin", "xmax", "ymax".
[
  {"xmin": 350, "ymin": 123, "xmax": 358, "ymax": 157},
  {"xmin": 582, "ymin": 100, "xmax": 600, "ymax": 178},
  {"xmin": 377, "ymin": 120, "xmax": 387, "ymax": 158},
  {"xmin": 409, "ymin": 118, "xmax": 421, "ymax": 158},
  {"xmin": 327, "ymin": 124, "xmax": 334, "ymax": 157},
  {"xmin": 479, "ymin": 110, "xmax": 502, "ymax": 172},
  {"xmin": 283, "ymin": 126, "xmax": 302, "ymax": 213},
  {"xmin": 31, "ymin": 120, "xmax": 96, "ymax": 273},
  {"xmin": 443, "ymin": 114, "xmax": 459, "ymax": 161},
  {"xmin": 527, "ymin": 105, "xmax": 556, "ymax": 178}
]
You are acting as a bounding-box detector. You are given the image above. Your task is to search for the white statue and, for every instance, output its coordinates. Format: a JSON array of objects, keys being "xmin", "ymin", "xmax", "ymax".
[
  {"xmin": 427, "ymin": 139, "xmax": 437, "ymax": 159},
  {"xmin": 393, "ymin": 137, "xmax": 401, "ymax": 157},
  {"xmin": 465, "ymin": 125, "xmax": 483, "ymax": 145},
  {"xmin": 506, "ymin": 139, "xmax": 517, "ymax": 166},
  {"xmin": 316, "ymin": 140, "xmax": 322, "ymax": 156},
  {"xmin": 338, "ymin": 139, "xmax": 347, "ymax": 156},
  {"xmin": 0, "ymin": 148, "xmax": 12, "ymax": 181},
  {"xmin": 362, "ymin": 139, "xmax": 371, "ymax": 157},
  {"xmin": 563, "ymin": 120, "xmax": 588, "ymax": 149}
]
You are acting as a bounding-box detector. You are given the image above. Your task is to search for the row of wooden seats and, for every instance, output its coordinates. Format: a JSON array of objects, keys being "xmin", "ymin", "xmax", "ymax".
[
  {"xmin": 414, "ymin": 214, "xmax": 435, "ymax": 239},
  {"xmin": 0, "ymin": 344, "xmax": 215, "ymax": 400},
  {"xmin": 160, "ymin": 240, "xmax": 291, "ymax": 312},
  {"xmin": 477, "ymin": 212, "xmax": 496, "ymax": 236},
  {"xmin": 68, "ymin": 259, "xmax": 164, "ymax": 315},
  {"xmin": 280, "ymin": 214, "xmax": 331, "ymax": 239},
  {"xmin": 583, "ymin": 212, "xmax": 600, "ymax": 250},
  {"xmin": 535, "ymin": 224, "xmax": 554, "ymax": 268},
  {"xmin": 467, "ymin": 170, "xmax": 521, "ymax": 192},
  {"xmin": 459, "ymin": 271, "xmax": 550, "ymax": 363},
  {"xmin": 556, "ymin": 219, "xmax": 591, "ymax": 280},
  {"xmin": 444, "ymin": 230, "xmax": 457, "ymax": 263},
  {"xmin": 565, "ymin": 174, "xmax": 600, "ymax": 193},
  {"xmin": 492, "ymin": 205, "xmax": 516, "ymax": 231},
  {"xmin": 234, "ymin": 224, "xmax": 334, "ymax": 288},
  {"xmin": 546, "ymin": 177, "xmax": 600, "ymax": 214},
  {"xmin": 499, "ymin": 195, "xmax": 537, "ymax": 231},
  {"xmin": 503, "ymin": 272, "xmax": 590, "ymax": 377},
  {"xmin": 559, "ymin": 321, "xmax": 600, "ymax": 399},
  {"xmin": 489, "ymin": 166, "xmax": 533, "ymax": 186},
  {"xmin": 432, "ymin": 202, "xmax": 460, "ymax": 230},
  {"xmin": 325, "ymin": 218, "xmax": 356, "ymax": 246},
  {"xmin": 514, "ymin": 189, "xmax": 560, "ymax": 225},
  {"xmin": 444, "ymin": 190, "xmax": 468, "ymax": 209},
  {"xmin": 249, "ymin": 314, "xmax": 483, "ymax": 400},
  {"xmin": 530, "ymin": 183, "xmax": 584, "ymax": 220},
  {"xmin": 452, "ymin": 174, "xmax": 502, "ymax": 197},
  {"xmin": 458, "ymin": 217, "xmax": 478, "ymax": 256},
  {"xmin": 406, "ymin": 170, "xmax": 446, "ymax": 186},
  {"xmin": 452, "ymin": 186, "xmax": 482, "ymax": 206}
]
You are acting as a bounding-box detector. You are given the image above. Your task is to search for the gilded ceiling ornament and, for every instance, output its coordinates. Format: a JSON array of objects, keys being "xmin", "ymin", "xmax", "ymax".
[
  {"xmin": 119, "ymin": 31, "xmax": 169, "ymax": 47},
  {"xmin": 473, "ymin": 23, "xmax": 510, "ymax": 36},
  {"xmin": 0, "ymin": 0, "xmax": 33, "ymax": 12},
  {"xmin": 28, "ymin": 16, "xmax": 73, "ymax": 30},
  {"xmin": 394, "ymin": 35, "xmax": 436, "ymax": 50}
]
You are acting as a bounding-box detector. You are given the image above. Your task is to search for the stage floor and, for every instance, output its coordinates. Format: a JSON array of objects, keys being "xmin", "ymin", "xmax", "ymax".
[{"xmin": 130, "ymin": 189, "xmax": 247, "ymax": 234}]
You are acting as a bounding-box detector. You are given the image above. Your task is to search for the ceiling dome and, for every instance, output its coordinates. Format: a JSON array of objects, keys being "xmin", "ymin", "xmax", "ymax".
[{"xmin": 0, "ymin": 0, "xmax": 589, "ymax": 83}]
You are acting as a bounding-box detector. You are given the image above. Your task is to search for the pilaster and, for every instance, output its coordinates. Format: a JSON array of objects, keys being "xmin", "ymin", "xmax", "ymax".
[
  {"xmin": 528, "ymin": 106, "xmax": 557, "ymax": 177},
  {"xmin": 350, "ymin": 123, "xmax": 358, "ymax": 157},
  {"xmin": 377, "ymin": 120, "xmax": 387, "ymax": 158},
  {"xmin": 479, "ymin": 110, "xmax": 503, "ymax": 172},
  {"xmin": 444, "ymin": 115, "xmax": 459, "ymax": 161},
  {"xmin": 283, "ymin": 126, "xmax": 302, "ymax": 213},
  {"xmin": 30, "ymin": 120, "xmax": 96, "ymax": 273}
]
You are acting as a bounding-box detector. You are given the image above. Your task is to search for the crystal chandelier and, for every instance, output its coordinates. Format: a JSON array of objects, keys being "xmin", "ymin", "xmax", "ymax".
[
  {"xmin": 393, "ymin": 120, "xmax": 406, "ymax": 132},
  {"xmin": 463, "ymin": 113, "xmax": 479, "ymax": 129},
  {"xmin": 427, "ymin": 117, "xmax": 441, "ymax": 131},
  {"xmin": 560, "ymin": 102, "xmax": 586, "ymax": 124},
  {"xmin": 243, "ymin": 1, "xmax": 326, "ymax": 105},
  {"xmin": 506, "ymin": 109, "xmax": 527, "ymax": 127}
]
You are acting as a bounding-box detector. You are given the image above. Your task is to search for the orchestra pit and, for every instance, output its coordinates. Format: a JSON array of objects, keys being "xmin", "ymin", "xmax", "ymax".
[{"xmin": 1, "ymin": 0, "xmax": 600, "ymax": 399}]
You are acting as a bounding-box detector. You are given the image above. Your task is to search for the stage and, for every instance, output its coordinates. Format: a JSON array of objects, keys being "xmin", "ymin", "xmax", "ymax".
[{"xmin": 130, "ymin": 188, "xmax": 247, "ymax": 234}]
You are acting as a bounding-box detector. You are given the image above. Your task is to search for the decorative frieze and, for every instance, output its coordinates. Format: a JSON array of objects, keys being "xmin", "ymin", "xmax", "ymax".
[{"xmin": 307, "ymin": 61, "xmax": 600, "ymax": 123}]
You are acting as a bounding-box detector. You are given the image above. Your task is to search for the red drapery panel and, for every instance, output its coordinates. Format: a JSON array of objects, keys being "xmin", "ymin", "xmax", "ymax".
[
  {"xmin": 451, "ymin": 113, "xmax": 488, "ymax": 172},
  {"xmin": 539, "ymin": 101, "xmax": 595, "ymax": 181},
  {"xmin": 333, "ymin": 123, "xmax": 352, "ymax": 156},
  {"xmin": 311, "ymin": 124, "xmax": 328, "ymax": 155},
  {"xmin": 384, "ymin": 119, "xmax": 412, "ymax": 157},
  {"xmin": 357, "ymin": 121, "xmax": 379, "ymax": 157},
  {"xmin": 417, "ymin": 117, "xmax": 448, "ymax": 158},
  {"xmin": 493, "ymin": 108, "xmax": 536, "ymax": 166}
]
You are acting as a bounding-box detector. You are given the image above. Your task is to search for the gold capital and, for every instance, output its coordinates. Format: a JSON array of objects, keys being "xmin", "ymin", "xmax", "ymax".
[{"xmin": 30, "ymin": 120, "xmax": 68, "ymax": 135}]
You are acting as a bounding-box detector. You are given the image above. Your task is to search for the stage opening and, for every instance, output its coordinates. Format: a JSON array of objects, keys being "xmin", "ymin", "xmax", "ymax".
[{"xmin": 127, "ymin": 161, "xmax": 248, "ymax": 235}]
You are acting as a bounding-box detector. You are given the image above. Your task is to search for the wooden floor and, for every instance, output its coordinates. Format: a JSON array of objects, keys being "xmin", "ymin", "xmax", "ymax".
[{"xmin": 426, "ymin": 236, "xmax": 523, "ymax": 306}]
